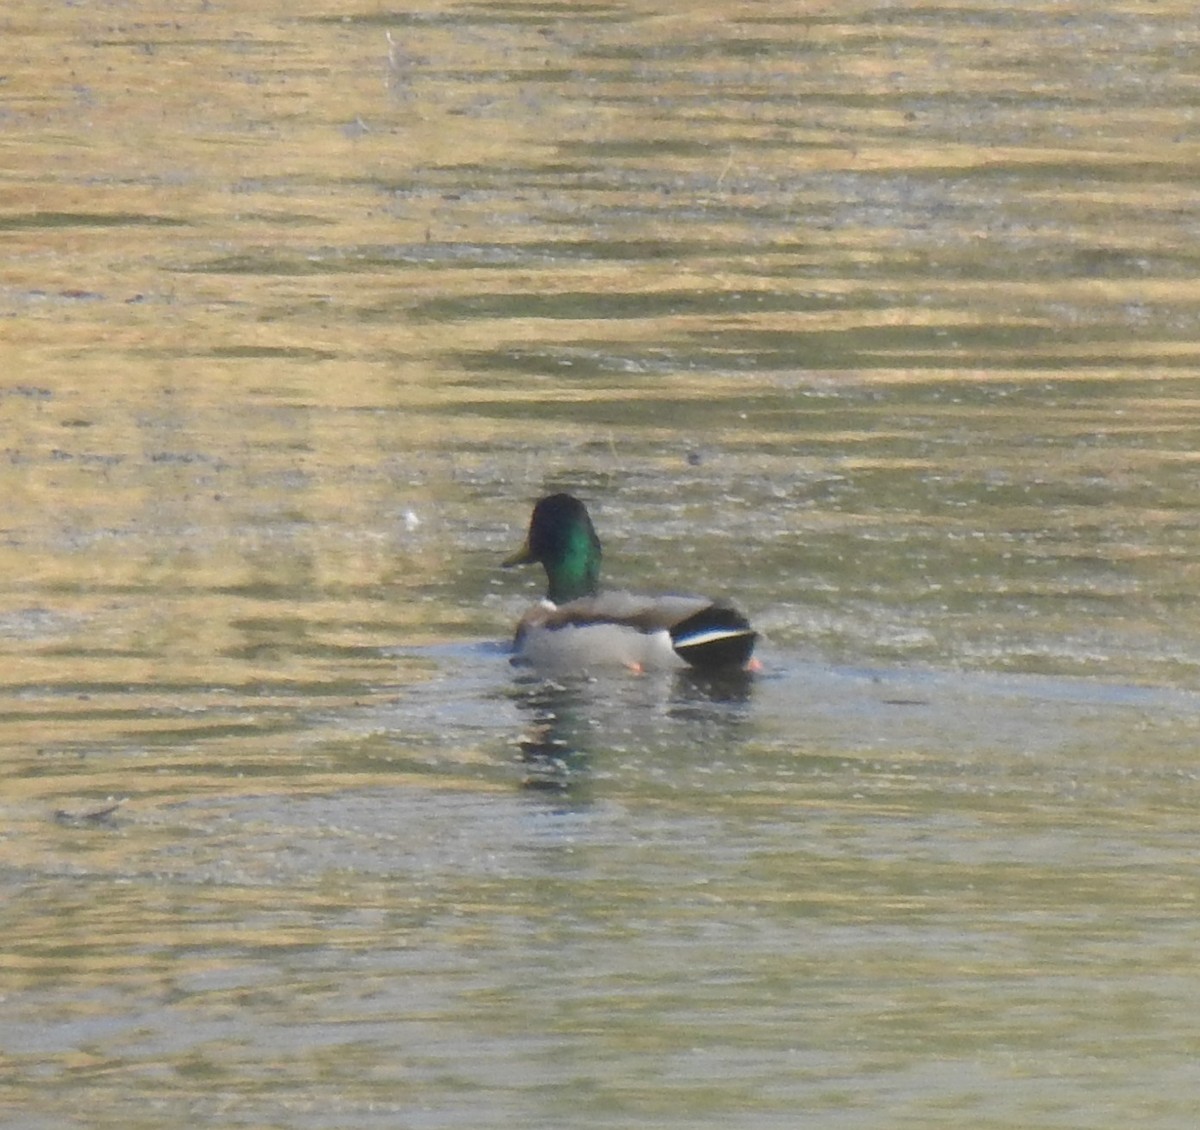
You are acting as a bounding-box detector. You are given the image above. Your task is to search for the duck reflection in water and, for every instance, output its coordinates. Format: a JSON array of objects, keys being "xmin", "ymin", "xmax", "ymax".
[{"xmin": 510, "ymin": 666, "xmax": 757, "ymax": 798}]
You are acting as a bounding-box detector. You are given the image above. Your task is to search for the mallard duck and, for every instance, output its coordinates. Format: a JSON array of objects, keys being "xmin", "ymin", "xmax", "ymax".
[{"xmin": 503, "ymin": 493, "xmax": 758, "ymax": 673}]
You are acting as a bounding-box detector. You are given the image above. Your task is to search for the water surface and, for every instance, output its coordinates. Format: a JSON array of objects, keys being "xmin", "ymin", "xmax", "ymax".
[{"xmin": 3, "ymin": 1, "xmax": 1200, "ymax": 1127}]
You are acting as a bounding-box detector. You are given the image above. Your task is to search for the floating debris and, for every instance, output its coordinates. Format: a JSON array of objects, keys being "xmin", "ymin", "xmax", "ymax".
[{"xmin": 53, "ymin": 798, "xmax": 125, "ymax": 827}]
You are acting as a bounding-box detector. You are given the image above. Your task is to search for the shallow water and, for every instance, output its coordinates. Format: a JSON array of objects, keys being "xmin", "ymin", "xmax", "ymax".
[{"xmin": 4, "ymin": 1, "xmax": 1200, "ymax": 1127}]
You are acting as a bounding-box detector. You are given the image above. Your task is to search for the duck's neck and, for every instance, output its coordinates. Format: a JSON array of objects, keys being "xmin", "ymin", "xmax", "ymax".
[{"xmin": 544, "ymin": 525, "xmax": 600, "ymax": 603}]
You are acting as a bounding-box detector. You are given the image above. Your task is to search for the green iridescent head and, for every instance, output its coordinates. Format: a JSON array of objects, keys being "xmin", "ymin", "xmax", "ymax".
[{"xmin": 503, "ymin": 493, "xmax": 602, "ymax": 603}]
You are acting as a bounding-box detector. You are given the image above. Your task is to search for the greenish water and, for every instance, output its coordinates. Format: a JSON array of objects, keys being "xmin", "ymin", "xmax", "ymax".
[{"xmin": 3, "ymin": 1, "xmax": 1200, "ymax": 1127}]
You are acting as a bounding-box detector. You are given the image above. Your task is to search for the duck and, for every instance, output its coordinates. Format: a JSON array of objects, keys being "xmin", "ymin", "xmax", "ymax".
[{"xmin": 502, "ymin": 493, "xmax": 758, "ymax": 673}]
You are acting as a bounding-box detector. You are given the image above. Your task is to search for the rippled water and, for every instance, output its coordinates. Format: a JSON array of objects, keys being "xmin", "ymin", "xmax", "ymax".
[{"xmin": 4, "ymin": 1, "xmax": 1200, "ymax": 1127}]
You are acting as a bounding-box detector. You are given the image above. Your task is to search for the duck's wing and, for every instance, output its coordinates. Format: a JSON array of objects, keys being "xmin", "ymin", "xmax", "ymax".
[
  {"xmin": 531, "ymin": 592, "xmax": 708, "ymax": 630},
  {"xmin": 517, "ymin": 592, "xmax": 756, "ymax": 671}
]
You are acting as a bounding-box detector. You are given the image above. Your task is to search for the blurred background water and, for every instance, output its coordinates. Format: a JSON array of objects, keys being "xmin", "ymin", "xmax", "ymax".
[{"xmin": 4, "ymin": 2, "xmax": 1200, "ymax": 1126}]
